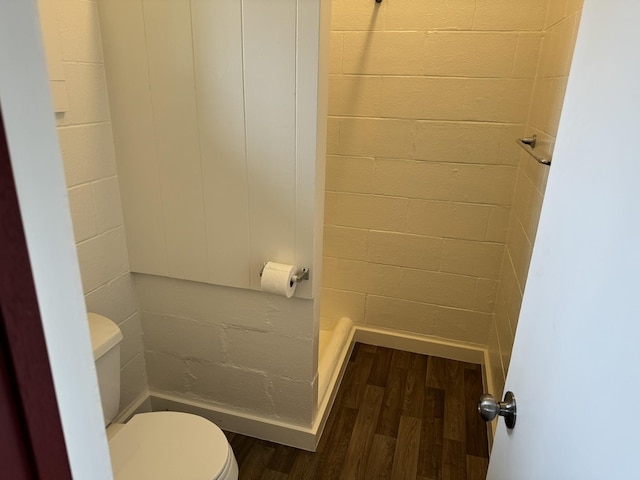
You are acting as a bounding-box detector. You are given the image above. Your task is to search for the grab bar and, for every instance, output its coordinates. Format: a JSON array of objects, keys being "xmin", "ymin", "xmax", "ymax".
[{"xmin": 516, "ymin": 135, "xmax": 551, "ymax": 166}]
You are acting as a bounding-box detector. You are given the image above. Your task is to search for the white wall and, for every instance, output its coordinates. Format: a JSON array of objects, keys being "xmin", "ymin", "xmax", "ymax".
[
  {"xmin": 0, "ymin": 0, "xmax": 112, "ymax": 477},
  {"xmin": 137, "ymin": 274, "xmax": 317, "ymax": 425},
  {"xmin": 43, "ymin": 0, "xmax": 148, "ymax": 413},
  {"xmin": 98, "ymin": 0, "xmax": 323, "ymax": 301},
  {"xmin": 489, "ymin": 2, "xmax": 640, "ymax": 476}
]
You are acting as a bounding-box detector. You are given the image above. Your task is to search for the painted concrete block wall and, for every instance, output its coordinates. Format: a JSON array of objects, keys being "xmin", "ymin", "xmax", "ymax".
[
  {"xmin": 321, "ymin": 0, "xmax": 547, "ymax": 344},
  {"xmin": 97, "ymin": 0, "xmax": 324, "ymax": 301},
  {"xmin": 135, "ymin": 274, "xmax": 317, "ymax": 426},
  {"xmin": 46, "ymin": 0, "xmax": 148, "ymax": 413},
  {"xmin": 488, "ymin": 0, "xmax": 583, "ymax": 396},
  {"xmin": 37, "ymin": 0, "xmax": 69, "ymax": 112}
]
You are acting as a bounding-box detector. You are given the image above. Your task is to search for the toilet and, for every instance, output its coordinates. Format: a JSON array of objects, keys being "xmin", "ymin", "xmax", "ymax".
[{"xmin": 88, "ymin": 312, "xmax": 239, "ymax": 480}]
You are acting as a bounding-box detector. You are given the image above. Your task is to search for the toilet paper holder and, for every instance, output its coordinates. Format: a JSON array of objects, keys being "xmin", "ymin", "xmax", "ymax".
[{"xmin": 260, "ymin": 263, "xmax": 310, "ymax": 283}]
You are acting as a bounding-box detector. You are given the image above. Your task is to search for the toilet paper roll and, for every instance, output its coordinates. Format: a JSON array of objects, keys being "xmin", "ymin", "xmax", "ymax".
[{"xmin": 260, "ymin": 262, "xmax": 297, "ymax": 298}]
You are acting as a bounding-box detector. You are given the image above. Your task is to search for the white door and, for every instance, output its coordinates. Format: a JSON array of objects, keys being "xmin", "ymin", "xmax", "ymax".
[{"xmin": 488, "ymin": 2, "xmax": 640, "ymax": 478}]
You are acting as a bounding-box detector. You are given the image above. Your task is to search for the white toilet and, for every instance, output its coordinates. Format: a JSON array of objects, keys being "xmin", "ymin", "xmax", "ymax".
[{"xmin": 88, "ymin": 312, "xmax": 239, "ymax": 480}]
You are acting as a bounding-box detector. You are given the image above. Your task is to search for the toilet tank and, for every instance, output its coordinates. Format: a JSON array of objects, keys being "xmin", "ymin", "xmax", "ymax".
[{"xmin": 87, "ymin": 312, "xmax": 123, "ymax": 427}]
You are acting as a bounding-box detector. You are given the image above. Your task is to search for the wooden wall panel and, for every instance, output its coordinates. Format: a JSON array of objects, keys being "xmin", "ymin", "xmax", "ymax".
[
  {"xmin": 243, "ymin": 0, "xmax": 298, "ymax": 290},
  {"xmin": 296, "ymin": 0, "xmax": 330, "ymax": 300},
  {"xmin": 100, "ymin": 0, "xmax": 324, "ymax": 299},
  {"xmin": 143, "ymin": 0, "xmax": 208, "ymax": 282},
  {"xmin": 99, "ymin": 0, "xmax": 168, "ymax": 276},
  {"xmin": 192, "ymin": 0, "xmax": 251, "ymax": 289}
]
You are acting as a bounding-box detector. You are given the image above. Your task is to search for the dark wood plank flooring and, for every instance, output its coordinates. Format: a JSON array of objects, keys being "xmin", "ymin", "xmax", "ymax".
[{"xmin": 225, "ymin": 343, "xmax": 489, "ymax": 479}]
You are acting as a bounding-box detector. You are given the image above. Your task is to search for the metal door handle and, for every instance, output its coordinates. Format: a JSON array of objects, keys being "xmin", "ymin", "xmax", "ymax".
[{"xmin": 478, "ymin": 391, "xmax": 517, "ymax": 429}]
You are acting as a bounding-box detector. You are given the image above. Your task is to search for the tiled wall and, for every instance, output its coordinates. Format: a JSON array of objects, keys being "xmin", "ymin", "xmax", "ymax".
[
  {"xmin": 489, "ymin": 0, "xmax": 583, "ymax": 395},
  {"xmin": 49, "ymin": 0, "xmax": 148, "ymax": 413},
  {"xmin": 322, "ymin": 0, "xmax": 548, "ymax": 344}
]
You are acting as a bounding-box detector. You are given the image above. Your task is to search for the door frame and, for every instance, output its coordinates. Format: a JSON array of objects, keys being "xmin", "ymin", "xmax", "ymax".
[
  {"xmin": 0, "ymin": 108, "xmax": 72, "ymax": 478},
  {"xmin": 0, "ymin": 0, "xmax": 114, "ymax": 477}
]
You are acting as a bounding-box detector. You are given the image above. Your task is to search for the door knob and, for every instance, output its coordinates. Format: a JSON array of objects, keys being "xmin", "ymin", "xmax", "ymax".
[{"xmin": 478, "ymin": 391, "xmax": 517, "ymax": 429}]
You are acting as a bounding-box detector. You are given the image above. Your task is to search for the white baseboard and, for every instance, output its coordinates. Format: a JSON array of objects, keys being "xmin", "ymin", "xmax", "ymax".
[
  {"xmin": 127, "ymin": 325, "xmax": 489, "ymax": 452},
  {"xmin": 354, "ymin": 325, "xmax": 486, "ymax": 364},
  {"xmin": 149, "ymin": 391, "xmax": 320, "ymax": 451},
  {"xmin": 114, "ymin": 390, "xmax": 152, "ymax": 424}
]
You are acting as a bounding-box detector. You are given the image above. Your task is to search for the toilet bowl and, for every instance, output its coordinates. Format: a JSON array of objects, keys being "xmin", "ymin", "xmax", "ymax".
[
  {"xmin": 88, "ymin": 312, "xmax": 238, "ymax": 480},
  {"xmin": 108, "ymin": 412, "xmax": 238, "ymax": 480}
]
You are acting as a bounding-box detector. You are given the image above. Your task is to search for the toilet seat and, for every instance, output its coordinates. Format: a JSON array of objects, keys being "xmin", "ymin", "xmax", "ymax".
[{"xmin": 108, "ymin": 412, "xmax": 236, "ymax": 480}]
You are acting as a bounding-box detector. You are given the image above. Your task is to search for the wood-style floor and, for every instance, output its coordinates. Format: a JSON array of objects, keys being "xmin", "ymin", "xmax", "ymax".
[{"xmin": 225, "ymin": 343, "xmax": 490, "ymax": 479}]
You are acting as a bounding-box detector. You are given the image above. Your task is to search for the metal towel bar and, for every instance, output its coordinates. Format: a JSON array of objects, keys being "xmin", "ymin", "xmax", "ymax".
[{"xmin": 516, "ymin": 135, "xmax": 551, "ymax": 166}]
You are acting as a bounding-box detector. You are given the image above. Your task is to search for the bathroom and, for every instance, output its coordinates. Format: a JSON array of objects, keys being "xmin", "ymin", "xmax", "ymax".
[{"xmin": 1, "ymin": 0, "xmax": 585, "ymax": 477}]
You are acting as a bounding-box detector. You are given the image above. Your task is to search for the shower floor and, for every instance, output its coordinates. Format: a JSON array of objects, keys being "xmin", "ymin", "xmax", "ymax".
[{"xmin": 225, "ymin": 343, "xmax": 490, "ymax": 479}]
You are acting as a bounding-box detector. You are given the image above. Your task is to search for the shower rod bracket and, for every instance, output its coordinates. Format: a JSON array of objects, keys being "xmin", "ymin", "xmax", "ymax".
[{"xmin": 516, "ymin": 134, "xmax": 552, "ymax": 166}]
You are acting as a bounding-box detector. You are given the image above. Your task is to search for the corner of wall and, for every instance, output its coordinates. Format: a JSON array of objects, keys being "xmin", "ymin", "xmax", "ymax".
[
  {"xmin": 47, "ymin": 0, "xmax": 148, "ymax": 415},
  {"xmin": 492, "ymin": 0, "xmax": 583, "ymax": 384}
]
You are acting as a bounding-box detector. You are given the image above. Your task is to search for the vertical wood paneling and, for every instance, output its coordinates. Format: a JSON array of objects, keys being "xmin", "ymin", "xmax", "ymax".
[
  {"xmin": 102, "ymin": 0, "xmax": 323, "ymax": 298},
  {"xmin": 295, "ymin": 0, "xmax": 325, "ymax": 300},
  {"xmin": 192, "ymin": 0, "xmax": 251, "ymax": 289},
  {"xmin": 98, "ymin": 0, "xmax": 167, "ymax": 276},
  {"xmin": 314, "ymin": 0, "xmax": 332, "ymax": 299},
  {"xmin": 243, "ymin": 0, "xmax": 298, "ymax": 290},
  {"xmin": 143, "ymin": 0, "xmax": 208, "ymax": 282}
]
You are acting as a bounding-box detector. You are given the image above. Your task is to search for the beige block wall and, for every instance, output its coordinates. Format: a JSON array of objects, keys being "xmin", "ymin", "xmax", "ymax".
[
  {"xmin": 322, "ymin": 0, "xmax": 548, "ymax": 345},
  {"xmin": 489, "ymin": 0, "xmax": 583, "ymax": 396},
  {"xmin": 47, "ymin": 0, "xmax": 148, "ymax": 413}
]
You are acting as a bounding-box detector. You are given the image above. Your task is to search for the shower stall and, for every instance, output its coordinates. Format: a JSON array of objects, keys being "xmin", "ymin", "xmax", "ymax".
[{"xmin": 76, "ymin": 0, "xmax": 583, "ymax": 449}]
